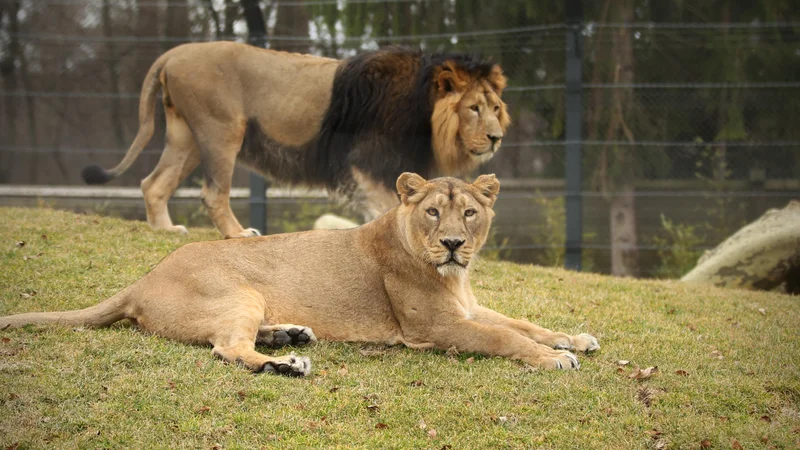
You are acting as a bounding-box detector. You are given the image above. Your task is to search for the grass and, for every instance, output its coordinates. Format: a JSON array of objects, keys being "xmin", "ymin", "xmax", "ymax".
[{"xmin": 1, "ymin": 206, "xmax": 799, "ymax": 449}]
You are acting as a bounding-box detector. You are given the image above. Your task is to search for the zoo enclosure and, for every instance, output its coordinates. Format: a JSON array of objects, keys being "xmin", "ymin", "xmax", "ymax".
[{"xmin": 1, "ymin": 0, "xmax": 798, "ymax": 277}]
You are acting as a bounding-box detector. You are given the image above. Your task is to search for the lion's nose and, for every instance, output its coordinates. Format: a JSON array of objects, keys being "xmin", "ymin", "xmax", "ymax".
[
  {"xmin": 440, "ymin": 238, "xmax": 465, "ymax": 252},
  {"xmin": 488, "ymin": 134, "xmax": 502, "ymax": 145}
]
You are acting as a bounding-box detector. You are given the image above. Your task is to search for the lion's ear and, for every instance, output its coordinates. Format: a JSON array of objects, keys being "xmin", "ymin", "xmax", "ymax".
[
  {"xmin": 488, "ymin": 65, "xmax": 508, "ymax": 95},
  {"xmin": 396, "ymin": 172, "xmax": 429, "ymax": 205},
  {"xmin": 472, "ymin": 174, "xmax": 500, "ymax": 207},
  {"xmin": 436, "ymin": 62, "xmax": 469, "ymax": 95}
]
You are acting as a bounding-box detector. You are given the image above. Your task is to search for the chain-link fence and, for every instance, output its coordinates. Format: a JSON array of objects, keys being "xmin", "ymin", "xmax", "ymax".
[{"xmin": 1, "ymin": 0, "xmax": 798, "ymax": 277}]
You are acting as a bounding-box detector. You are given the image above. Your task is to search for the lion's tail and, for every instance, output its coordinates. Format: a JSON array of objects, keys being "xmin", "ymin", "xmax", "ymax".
[
  {"xmin": 0, "ymin": 290, "xmax": 129, "ymax": 330},
  {"xmin": 81, "ymin": 53, "xmax": 168, "ymax": 185}
]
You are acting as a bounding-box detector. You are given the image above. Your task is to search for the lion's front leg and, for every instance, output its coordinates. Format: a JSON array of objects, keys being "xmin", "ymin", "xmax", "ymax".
[
  {"xmin": 471, "ymin": 306, "xmax": 600, "ymax": 353},
  {"xmin": 422, "ymin": 319, "xmax": 581, "ymax": 370}
]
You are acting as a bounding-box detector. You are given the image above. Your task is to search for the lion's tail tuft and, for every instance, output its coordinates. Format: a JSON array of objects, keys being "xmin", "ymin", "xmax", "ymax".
[
  {"xmin": 81, "ymin": 164, "xmax": 116, "ymax": 185},
  {"xmin": 80, "ymin": 52, "xmax": 169, "ymax": 185}
]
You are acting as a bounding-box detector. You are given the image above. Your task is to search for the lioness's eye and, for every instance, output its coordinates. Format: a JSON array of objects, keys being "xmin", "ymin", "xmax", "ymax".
[
  {"xmin": 494, "ymin": 105, "xmax": 500, "ymax": 112},
  {"xmin": 470, "ymin": 105, "xmax": 479, "ymax": 112},
  {"xmin": 465, "ymin": 209, "xmax": 477, "ymax": 217},
  {"xmin": 426, "ymin": 208, "xmax": 439, "ymax": 217}
]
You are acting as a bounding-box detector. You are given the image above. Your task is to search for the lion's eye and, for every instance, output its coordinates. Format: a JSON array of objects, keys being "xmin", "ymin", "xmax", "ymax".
[
  {"xmin": 465, "ymin": 209, "xmax": 477, "ymax": 217},
  {"xmin": 426, "ymin": 208, "xmax": 439, "ymax": 218},
  {"xmin": 494, "ymin": 105, "xmax": 500, "ymax": 112},
  {"xmin": 470, "ymin": 105, "xmax": 479, "ymax": 113}
]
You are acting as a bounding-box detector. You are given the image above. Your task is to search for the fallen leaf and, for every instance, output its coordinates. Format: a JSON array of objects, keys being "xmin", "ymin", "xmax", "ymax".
[
  {"xmin": 760, "ymin": 415, "xmax": 771, "ymax": 423},
  {"xmin": 616, "ymin": 367, "xmax": 625, "ymax": 375},
  {"xmin": 1, "ymin": 337, "xmax": 9, "ymax": 343},
  {"xmin": 440, "ymin": 446, "xmax": 452, "ymax": 450},
  {"xmin": 688, "ymin": 323, "xmax": 697, "ymax": 331},
  {"xmin": 337, "ymin": 366, "xmax": 348, "ymax": 376},
  {"xmin": 675, "ymin": 370, "xmax": 689, "ymax": 376},
  {"xmin": 492, "ymin": 415, "xmax": 508, "ymax": 425},
  {"xmin": 410, "ymin": 380, "xmax": 425, "ymax": 387},
  {"xmin": 196, "ymin": 406, "xmax": 211, "ymax": 414},
  {"xmin": 700, "ymin": 439, "xmax": 712, "ymax": 449},
  {"xmin": 418, "ymin": 419, "xmax": 427, "ymax": 430},
  {"xmin": 15, "ymin": 241, "xmax": 25, "ymax": 248},
  {"xmin": 637, "ymin": 387, "xmax": 656, "ymax": 407},
  {"xmin": 366, "ymin": 404, "xmax": 380, "ymax": 413},
  {"xmin": 465, "ymin": 357, "xmax": 475, "ymax": 364},
  {"xmin": 646, "ymin": 429, "xmax": 663, "ymax": 439},
  {"xmin": 617, "ymin": 360, "xmax": 630, "ymax": 366},
  {"xmin": 428, "ymin": 429, "xmax": 438, "ymax": 439},
  {"xmin": 731, "ymin": 440, "xmax": 743, "ymax": 449},
  {"xmin": 758, "ymin": 308, "xmax": 766, "ymax": 315},
  {"xmin": 719, "ymin": 416, "xmax": 730, "ymax": 422},
  {"xmin": 328, "ymin": 387, "xmax": 339, "ymax": 393},
  {"xmin": 41, "ymin": 234, "xmax": 47, "ymax": 240},
  {"xmin": 375, "ymin": 422, "xmax": 388, "ymax": 429},
  {"xmin": 629, "ymin": 366, "xmax": 659, "ymax": 380},
  {"xmin": 710, "ymin": 350, "xmax": 724, "ymax": 360},
  {"xmin": 237, "ymin": 390, "xmax": 246, "ymax": 400}
]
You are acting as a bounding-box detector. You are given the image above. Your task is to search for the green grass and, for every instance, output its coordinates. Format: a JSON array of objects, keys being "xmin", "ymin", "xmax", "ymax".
[{"xmin": 1, "ymin": 207, "xmax": 799, "ymax": 449}]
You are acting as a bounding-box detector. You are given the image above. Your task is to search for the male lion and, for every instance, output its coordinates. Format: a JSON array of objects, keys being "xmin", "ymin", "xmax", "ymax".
[
  {"xmin": 1, "ymin": 173, "xmax": 598, "ymax": 375},
  {"xmin": 81, "ymin": 42, "xmax": 510, "ymax": 238}
]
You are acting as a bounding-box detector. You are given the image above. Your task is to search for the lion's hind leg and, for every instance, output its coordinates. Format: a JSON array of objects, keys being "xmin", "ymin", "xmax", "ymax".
[
  {"xmin": 140, "ymin": 108, "xmax": 200, "ymax": 234},
  {"xmin": 256, "ymin": 324, "xmax": 317, "ymax": 348},
  {"xmin": 211, "ymin": 341, "xmax": 311, "ymax": 377}
]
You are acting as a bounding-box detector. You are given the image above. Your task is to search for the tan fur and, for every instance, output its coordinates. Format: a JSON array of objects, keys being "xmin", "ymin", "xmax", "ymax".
[
  {"xmin": 88, "ymin": 42, "xmax": 510, "ymax": 238},
  {"xmin": 0, "ymin": 174, "xmax": 597, "ymax": 375}
]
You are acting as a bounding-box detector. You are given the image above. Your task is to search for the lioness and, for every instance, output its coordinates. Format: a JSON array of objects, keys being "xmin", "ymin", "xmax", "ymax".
[
  {"xmin": 81, "ymin": 42, "xmax": 510, "ymax": 238},
  {"xmin": 1, "ymin": 174, "xmax": 598, "ymax": 375}
]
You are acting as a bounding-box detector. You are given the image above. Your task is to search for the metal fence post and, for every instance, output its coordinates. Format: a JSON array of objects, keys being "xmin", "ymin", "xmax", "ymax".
[
  {"xmin": 564, "ymin": 0, "xmax": 583, "ymax": 270},
  {"xmin": 242, "ymin": 0, "xmax": 268, "ymax": 235}
]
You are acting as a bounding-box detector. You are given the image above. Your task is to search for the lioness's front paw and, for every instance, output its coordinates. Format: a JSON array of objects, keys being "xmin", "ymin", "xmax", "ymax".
[
  {"xmin": 572, "ymin": 333, "xmax": 600, "ymax": 352},
  {"xmin": 533, "ymin": 351, "xmax": 580, "ymax": 370},
  {"xmin": 261, "ymin": 354, "xmax": 311, "ymax": 377}
]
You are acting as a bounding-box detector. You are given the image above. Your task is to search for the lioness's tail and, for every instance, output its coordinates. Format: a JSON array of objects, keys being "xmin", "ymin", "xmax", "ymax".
[
  {"xmin": 81, "ymin": 53, "xmax": 169, "ymax": 184},
  {"xmin": 0, "ymin": 291, "xmax": 129, "ymax": 330}
]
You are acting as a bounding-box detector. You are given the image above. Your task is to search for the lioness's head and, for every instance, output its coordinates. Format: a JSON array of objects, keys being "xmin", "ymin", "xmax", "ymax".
[
  {"xmin": 431, "ymin": 60, "xmax": 511, "ymax": 175},
  {"xmin": 396, "ymin": 172, "xmax": 500, "ymax": 277}
]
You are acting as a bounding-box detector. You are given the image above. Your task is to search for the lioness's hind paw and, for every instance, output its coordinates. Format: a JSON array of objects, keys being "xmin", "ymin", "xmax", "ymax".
[
  {"xmin": 262, "ymin": 354, "xmax": 311, "ymax": 377},
  {"xmin": 258, "ymin": 324, "xmax": 317, "ymax": 348}
]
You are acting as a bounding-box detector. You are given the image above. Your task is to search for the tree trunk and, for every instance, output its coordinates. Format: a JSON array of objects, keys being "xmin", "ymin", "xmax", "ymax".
[
  {"xmin": 102, "ymin": 0, "xmax": 126, "ymax": 149},
  {"xmin": 682, "ymin": 201, "xmax": 800, "ymax": 295},
  {"xmin": 610, "ymin": 185, "xmax": 638, "ymax": 277}
]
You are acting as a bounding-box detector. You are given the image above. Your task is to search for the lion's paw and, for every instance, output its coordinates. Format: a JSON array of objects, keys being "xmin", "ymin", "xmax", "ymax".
[
  {"xmin": 533, "ymin": 351, "xmax": 580, "ymax": 370},
  {"xmin": 572, "ymin": 333, "xmax": 600, "ymax": 352},
  {"xmin": 261, "ymin": 354, "xmax": 311, "ymax": 377},
  {"xmin": 237, "ymin": 228, "xmax": 262, "ymax": 238},
  {"xmin": 258, "ymin": 324, "xmax": 317, "ymax": 348}
]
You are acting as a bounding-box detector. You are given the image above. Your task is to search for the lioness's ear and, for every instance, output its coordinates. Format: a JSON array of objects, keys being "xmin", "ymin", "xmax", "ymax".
[
  {"xmin": 472, "ymin": 174, "xmax": 500, "ymax": 207},
  {"xmin": 396, "ymin": 172, "xmax": 428, "ymax": 205}
]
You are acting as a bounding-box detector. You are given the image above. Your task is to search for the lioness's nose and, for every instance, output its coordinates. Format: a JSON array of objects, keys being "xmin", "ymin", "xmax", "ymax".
[
  {"xmin": 441, "ymin": 238, "xmax": 465, "ymax": 252},
  {"xmin": 488, "ymin": 134, "xmax": 502, "ymax": 145}
]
